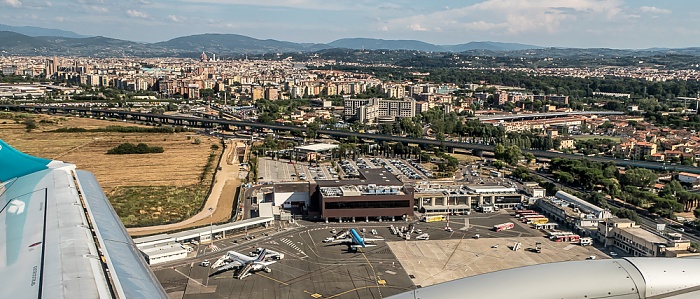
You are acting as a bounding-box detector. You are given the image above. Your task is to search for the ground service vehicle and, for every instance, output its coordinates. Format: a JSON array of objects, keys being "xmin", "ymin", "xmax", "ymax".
[
  {"xmin": 423, "ymin": 215, "xmax": 446, "ymax": 222},
  {"xmin": 493, "ymin": 222, "xmax": 515, "ymax": 232},
  {"xmin": 529, "ymin": 218, "xmax": 549, "ymax": 225}
]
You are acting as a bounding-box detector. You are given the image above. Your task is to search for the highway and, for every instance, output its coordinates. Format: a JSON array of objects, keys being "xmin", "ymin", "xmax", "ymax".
[{"xmin": 4, "ymin": 104, "xmax": 700, "ymax": 173}]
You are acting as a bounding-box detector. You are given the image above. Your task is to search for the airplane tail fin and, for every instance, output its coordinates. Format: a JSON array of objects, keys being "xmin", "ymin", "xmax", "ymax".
[
  {"xmin": 255, "ymin": 249, "xmax": 267, "ymax": 263},
  {"xmin": 0, "ymin": 139, "xmax": 50, "ymax": 181}
]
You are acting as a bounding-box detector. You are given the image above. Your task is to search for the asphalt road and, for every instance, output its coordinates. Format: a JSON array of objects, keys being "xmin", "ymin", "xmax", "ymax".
[{"xmin": 7, "ymin": 105, "xmax": 700, "ymax": 174}]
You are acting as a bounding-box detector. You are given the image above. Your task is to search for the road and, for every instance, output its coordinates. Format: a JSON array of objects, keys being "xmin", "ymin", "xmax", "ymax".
[
  {"xmin": 6, "ymin": 105, "xmax": 700, "ymax": 174},
  {"xmin": 127, "ymin": 140, "xmax": 245, "ymax": 236}
]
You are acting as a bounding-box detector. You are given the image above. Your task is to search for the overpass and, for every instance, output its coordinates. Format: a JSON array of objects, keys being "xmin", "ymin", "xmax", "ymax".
[
  {"xmin": 474, "ymin": 111, "xmax": 624, "ymax": 122},
  {"xmin": 4, "ymin": 104, "xmax": 699, "ymax": 174}
]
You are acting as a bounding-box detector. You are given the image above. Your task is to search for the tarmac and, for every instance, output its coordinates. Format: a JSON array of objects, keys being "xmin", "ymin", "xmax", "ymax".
[
  {"xmin": 153, "ymin": 212, "xmax": 610, "ymax": 299},
  {"xmin": 154, "ymin": 224, "xmax": 415, "ymax": 299}
]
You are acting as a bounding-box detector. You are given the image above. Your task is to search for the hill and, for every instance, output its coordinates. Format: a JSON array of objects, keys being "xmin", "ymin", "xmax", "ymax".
[
  {"xmin": 328, "ymin": 38, "xmax": 444, "ymax": 52},
  {"xmin": 154, "ymin": 33, "xmax": 328, "ymax": 54},
  {"xmin": 0, "ymin": 24, "xmax": 88, "ymax": 38}
]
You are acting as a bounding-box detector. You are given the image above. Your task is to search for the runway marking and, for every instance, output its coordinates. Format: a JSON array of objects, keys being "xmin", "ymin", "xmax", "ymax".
[
  {"xmin": 359, "ymin": 248, "xmax": 383, "ymax": 298},
  {"xmin": 256, "ymin": 273, "xmax": 289, "ymax": 286},
  {"xmin": 172, "ymin": 268, "xmax": 206, "ymax": 287},
  {"xmin": 441, "ymin": 233, "xmax": 466, "ymax": 271},
  {"xmin": 304, "ymin": 290, "xmax": 323, "ymax": 298},
  {"xmin": 324, "ymin": 286, "xmax": 385, "ymax": 299}
]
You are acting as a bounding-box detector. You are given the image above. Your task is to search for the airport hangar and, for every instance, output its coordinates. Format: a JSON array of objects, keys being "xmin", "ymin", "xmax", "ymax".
[{"xmin": 262, "ymin": 168, "xmax": 415, "ymax": 222}]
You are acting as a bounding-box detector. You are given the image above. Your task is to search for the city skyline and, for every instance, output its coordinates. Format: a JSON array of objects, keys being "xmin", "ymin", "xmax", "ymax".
[{"xmin": 0, "ymin": 0, "xmax": 697, "ymax": 49}]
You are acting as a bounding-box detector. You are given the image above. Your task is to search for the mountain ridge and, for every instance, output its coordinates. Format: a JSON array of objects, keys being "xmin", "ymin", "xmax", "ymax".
[
  {"xmin": 0, "ymin": 24, "xmax": 88, "ymax": 38},
  {"xmin": 1, "ymin": 28, "xmax": 700, "ymax": 58}
]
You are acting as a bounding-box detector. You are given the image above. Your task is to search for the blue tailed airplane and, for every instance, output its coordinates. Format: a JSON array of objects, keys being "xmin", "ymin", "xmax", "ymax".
[{"xmin": 331, "ymin": 228, "xmax": 384, "ymax": 250}]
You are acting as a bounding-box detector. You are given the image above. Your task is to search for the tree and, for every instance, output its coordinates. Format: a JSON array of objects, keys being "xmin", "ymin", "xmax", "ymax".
[
  {"xmin": 554, "ymin": 171, "xmax": 575, "ymax": 184},
  {"xmin": 524, "ymin": 152, "xmax": 535, "ymax": 165},
  {"xmin": 504, "ymin": 145, "xmax": 522, "ymax": 166},
  {"xmin": 23, "ymin": 119, "xmax": 37, "ymax": 132},
  {"xmin": 494, "ymin": 143, "xmax": 505, "ymax": 159},
  {"xmin": 307, "ymin": 122, "xmax": 320, "ymax": 139},
  {"xmin": 616, "ymin": 208, "xmax": 640, "ymax": 223},
  {"xmin": 621, "ymin": 168, "xmax": 657, "ymax": 189}
]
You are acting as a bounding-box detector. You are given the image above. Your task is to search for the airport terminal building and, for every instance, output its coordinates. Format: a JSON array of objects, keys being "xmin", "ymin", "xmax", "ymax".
[
  {"xmin": 312, "ymin": 168, "xmax": 414, "ymax": 222},
  {"xmin": 415, "ymin": 184, "xmax": 524, "ymax": 214}
]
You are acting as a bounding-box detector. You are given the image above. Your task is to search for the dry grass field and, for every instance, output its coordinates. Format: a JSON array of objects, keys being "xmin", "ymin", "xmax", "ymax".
[{"xmin": 0, "ymin": 113, "xmax": 222, "ymax": 227}]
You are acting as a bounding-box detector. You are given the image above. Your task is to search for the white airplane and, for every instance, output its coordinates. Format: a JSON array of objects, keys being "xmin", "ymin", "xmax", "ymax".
[
  {"xmin": 0, "ymin": 139, "xmax": 167, "ymax": 298},
  {"xmin": 211, "ymin": 248, "xmax": 276, "ymax": 279},
  {"xmin": 330, "ymin": 228, "xmax": 384, "ymax": 250}
]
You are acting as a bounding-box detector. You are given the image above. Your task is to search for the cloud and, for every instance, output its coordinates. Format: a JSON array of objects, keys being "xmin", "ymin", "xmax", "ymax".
[
  {"xmin": 409, "ymin": 23, "xmax": 428, "ymax": 31},
  {"xmin": 640, "ymin": 6, "xmax": 671, "ymax": 14},
  {"xmin": 381, "ymin": 0, "xmax": 630, "ymax": 35},
  {"xmin": 86, "ymin": 5, "xmax": 109, "ymax": 13},
  {"xmin": 3, "ymin": 0, "xmax": 22, "ymax": 7},
  {"xmin": 178, "ymin": 0, "xmax": 356, "ymax": 11},
  {"xmin": 126, "ymin": 9, "xmax": 149, "ymax": 18},
  {"xmin": 168, "ymin": 15, "xmax": 185, "ymax": 22}
]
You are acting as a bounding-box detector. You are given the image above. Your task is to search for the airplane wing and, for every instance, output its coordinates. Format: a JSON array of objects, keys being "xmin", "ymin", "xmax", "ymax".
[
  {"xmin": 330, "ymin": 238, "xmax": 352, "ymax": 243},
  {"xmin": 362, "ymin": 237, "xmax": 385, "ymax": 242},
  {"xmin": 386, "ymin": 257, "xmax": 700, "ymax": 299},
  {"xmin": 0, "ymin": 139, "xmax": 167, "ymax": 299},
  {"xmin": 350, "ymin": 244, "xmax": 376, "ymax": 248}
]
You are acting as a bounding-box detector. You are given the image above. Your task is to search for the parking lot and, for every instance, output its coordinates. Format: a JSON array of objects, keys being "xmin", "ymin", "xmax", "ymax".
[{"xmin": 257, "ymin": 157, "xmax": 297, "ymax": 182}]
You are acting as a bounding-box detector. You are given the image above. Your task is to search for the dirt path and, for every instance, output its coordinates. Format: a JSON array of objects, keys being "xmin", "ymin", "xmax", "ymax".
[{"xmin": 127, "ymin": 140, "xmax": 246, "ymax": 236}]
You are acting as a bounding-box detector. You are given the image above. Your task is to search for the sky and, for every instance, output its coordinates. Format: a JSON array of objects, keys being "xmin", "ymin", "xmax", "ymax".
[{"xmin": 0, "ymin": 0, "xmax": 697, "ymax": 49}]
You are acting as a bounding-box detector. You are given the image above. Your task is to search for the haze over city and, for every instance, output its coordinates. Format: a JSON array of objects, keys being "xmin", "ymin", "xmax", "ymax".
[{"xmin": 0, "ymin": 0, "xmax": 696, "ymax": 48}]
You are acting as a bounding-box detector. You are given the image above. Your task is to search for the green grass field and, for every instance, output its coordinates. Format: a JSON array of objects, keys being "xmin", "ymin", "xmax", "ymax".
[{"xmin": 109, "ymin": 185, "xmax": 208, "ymax": 227}]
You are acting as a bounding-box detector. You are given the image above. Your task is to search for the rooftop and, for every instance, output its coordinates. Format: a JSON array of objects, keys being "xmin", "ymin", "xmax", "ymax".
[
  {"xmin": 465, "ymin": 185, "xmax": 517, "ymax": 194},
  {"xmin": 316, "ymin": 168, "xmax": 403, "ymax": 187},
  {"xmin": 295, "ymin": 143, "xmax": 339, "ymax": 152},
  {"xmin": 621, "ymin": 227, "xmax": 668, "ymax": 244},
  {"xmin": 320, "ymin": 184, "xmax": 404, "ymax": 197}
]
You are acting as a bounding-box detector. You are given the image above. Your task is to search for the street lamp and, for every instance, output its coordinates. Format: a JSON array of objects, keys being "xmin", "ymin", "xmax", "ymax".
[{"xmin": 208, "ymin": 207, "xmax": 214, "ymax": 248}]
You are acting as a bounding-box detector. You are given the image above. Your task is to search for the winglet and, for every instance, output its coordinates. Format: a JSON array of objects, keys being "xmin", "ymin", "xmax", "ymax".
[{"xmin": 0, "ymin": 139, "xmax": 51, "ymax": 181}]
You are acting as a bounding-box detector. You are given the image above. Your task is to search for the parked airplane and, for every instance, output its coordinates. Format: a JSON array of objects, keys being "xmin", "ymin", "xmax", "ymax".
[
  {"xmin": 210, "ymin": 248, "xmax": 276, "ymax": 279},
  {"xmin": 0, "ymin": 139, "xmax": 167, "ymax": 298},
  {"xmin": 330, "ymin": 228, "xmax": 384, "ymax": 250}
]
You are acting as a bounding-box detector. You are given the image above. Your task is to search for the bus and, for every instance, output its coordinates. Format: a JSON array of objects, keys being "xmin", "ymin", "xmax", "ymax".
[
  {"xmin": 515, "ymin": 210, "xmax": 536, "ymax": 216},
  {"xmin": 529, "ymin": 218, "xmax": 549, "ymax": 225},
  {"xmin": 521, "ymin": 215, "xmax": 546, "ymax": 223},
  {"xmin": 423, "ymin": 215, "xmax": 446, "ymax": 222},
  {"xmin": 552, "ymin": 234, "xmax": 580, "ymax": 243}
]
